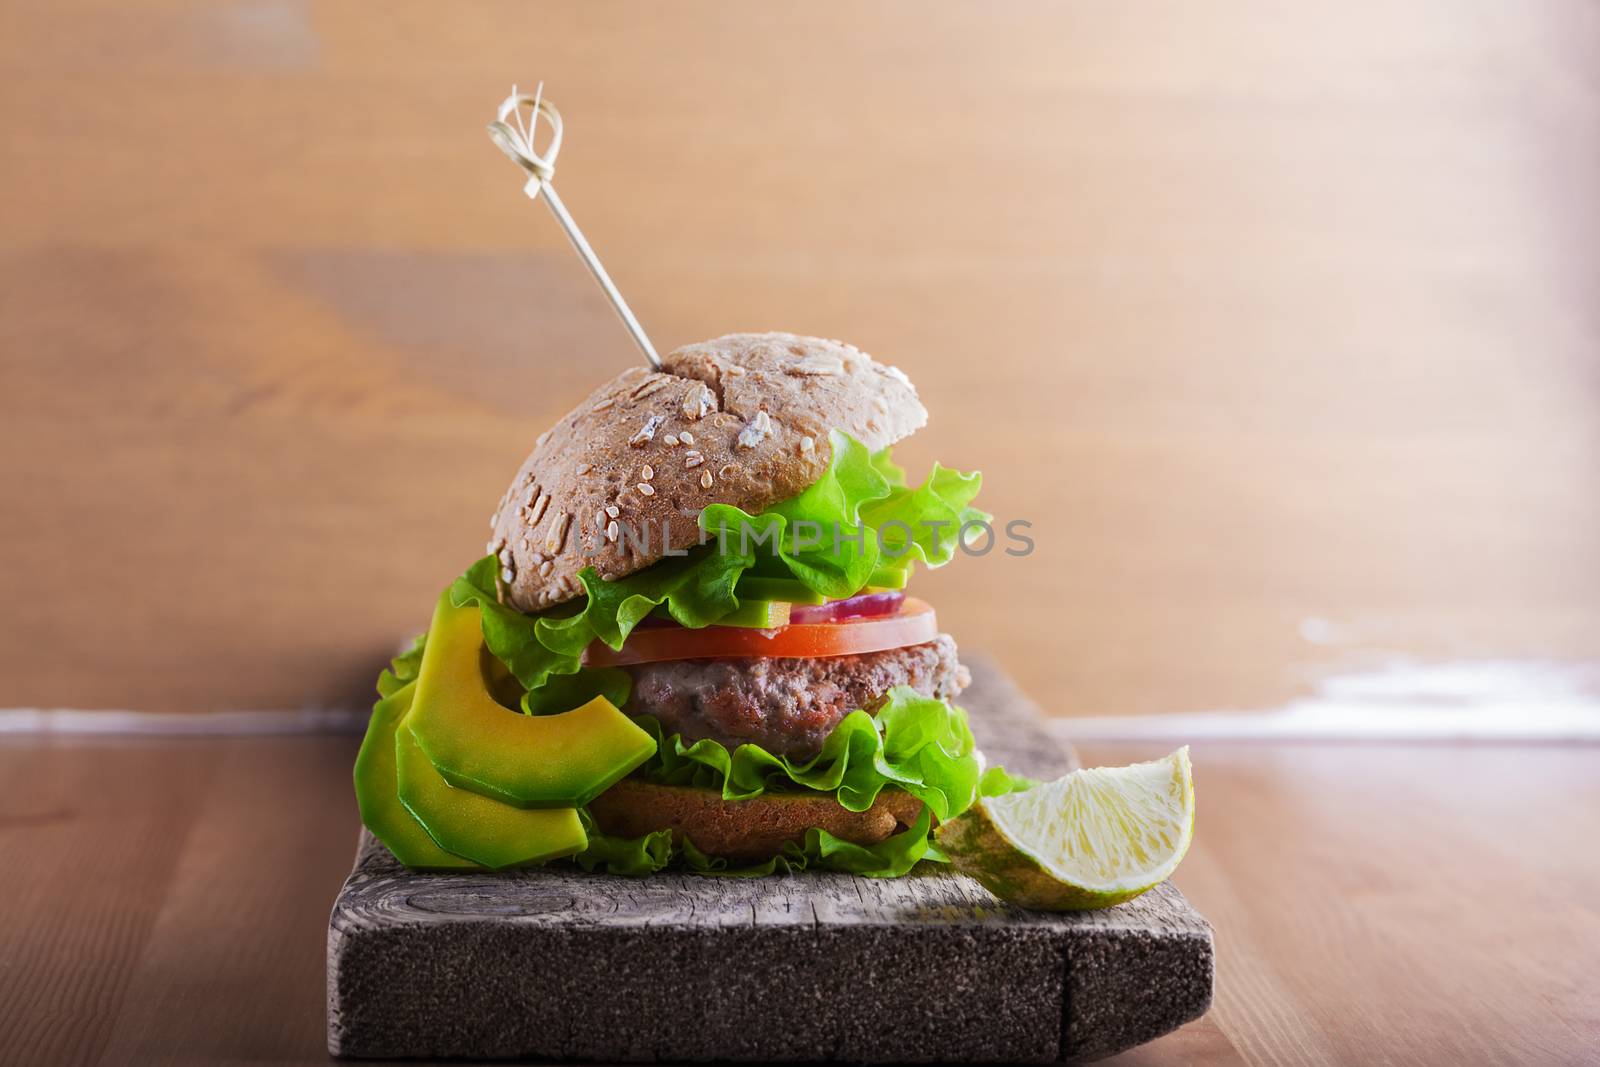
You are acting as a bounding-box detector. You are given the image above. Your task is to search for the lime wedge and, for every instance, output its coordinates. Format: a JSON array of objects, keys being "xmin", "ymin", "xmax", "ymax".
[{"xmin": 937, "ymin": 747, "xmax": 1194, "ymax": 911}]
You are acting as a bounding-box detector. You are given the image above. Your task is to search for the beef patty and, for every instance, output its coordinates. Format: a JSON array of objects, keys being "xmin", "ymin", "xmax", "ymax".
[{"xmin": 623, "ymin": 635, "xmax": 969, "ymax": 760}]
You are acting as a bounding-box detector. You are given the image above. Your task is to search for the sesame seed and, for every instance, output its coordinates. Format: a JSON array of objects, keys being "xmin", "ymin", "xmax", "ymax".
[
  {"xmin": 543, "ymin": 511, "xmax": 570, "ymax": 554},
  {"xmin": 883, "ymin": 364, "xmax": 911, "ymax": 386},
  {"xmin": 641, "ymin": 464, "xmax": 654, "ymax": 481},
  {"xmin": 700, "ymin": 470, "xmax": 714, "ymax": 489},
  {"xmin": 663, "ymin": 433, "xmax": 680, "ymax": 446},
  {"xmin": 489, "ymin": 513, "xmax": 499, "ymax": 530},
  {"xmin": 536, "ymin": 430, "xmax": 550, "ymax": 447},
  {"xmin": 528, "ymin": 493, "xmax": 549, "ymax": 527},
  {"xmin": 629, "ymin": 414, "xmax": 665, "ymax": 446},
  {"xmin": 592, "ymin": 397, "xmax": 615, "ymax": 412},
  {"xmin": 497, "ymin": 547, "xmax": 513, "ymax": 566},
  {"xmin": 684, "ymin": 451, "xmax": 705, "ymax": 469},
  {"xmin": 726, "ymin": 364, "xmax": 747, "ymax": 377},
  {"xmin": 679, "ymin": 431, "xmax": 695, "ymax": 446},
  {"xmin": 595, "ymin": 510, "xmax": 606, "ymax": 531},
  {"xmin": 872, "ymin": 396, "xmax": 889, "ymax": 415},
  {"xmin": 539, "ymin": 560, "xmax": 554, "ymax": 577},
  {"xmin": 500, "ymin": 566, "xmax": 515, "ymax": 583},
  {"xmin": 631, "ymin": 377, "xmax": 671, "ymax": 400},
  {"xmin": 681, "ymin": 384, "xmax": 715, "ymax": 421},
  {"xmin": 800, "ymin": 436, "xmax": 815, "ymax": 453},
  {"xmin": 576, "ymin": 462, "xmax": 592, "ymax": 475},
  {"xmin": 606, "ymin": 520, "xmax": 619, "ymax": 542},
  {"xmin": 792, "ymin": 354, "xmax": 844, "ymax": 376},
  {"xmin": 736, "ymin": 410, "xmax": 774, "ymax": 449},
  {"xmin": 637, "ymin": 482, "xmax": 655, "ymax": 496},
  {"xmin": 605, "ymin": 505, "xmax": 620, "ymax": 519}
]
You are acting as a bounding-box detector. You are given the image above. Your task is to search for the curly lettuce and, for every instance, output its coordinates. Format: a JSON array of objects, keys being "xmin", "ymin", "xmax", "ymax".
[
  {"xmin": 700, "ymin": 430, "xmax": 987, "ymax": 598},
  {"xmin": 573, "ymin": 692, "xmax": 1033, "ymax": 878},
  {"xmin": 575, "ymin": 769, "xmax": 1031, "ymax": 880},
  {"xmin": 375, "ymin": 633, "xmax": 427, "ymax": 698},
  {"xmin": 634, "ymin": 686, "xmax": 984, "ymax": 821},
  {"xmin": 574, "ymin": 807, "xmax": 939, "ymax": 879}
]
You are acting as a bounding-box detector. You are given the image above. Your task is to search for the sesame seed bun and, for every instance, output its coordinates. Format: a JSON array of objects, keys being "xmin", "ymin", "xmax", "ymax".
[
  {"xmin": 488, "ymin": 333, "xmax": 928, "ymax": 612},
  {"xmin": 587, "ymin": 779, "xmax": 928, "ymax": 862}
]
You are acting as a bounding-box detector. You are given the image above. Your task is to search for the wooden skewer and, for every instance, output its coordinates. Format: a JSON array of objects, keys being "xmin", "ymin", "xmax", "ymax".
[{"xmin": 487, "ymin": 84, "xmax": 662, "ymax": 371}]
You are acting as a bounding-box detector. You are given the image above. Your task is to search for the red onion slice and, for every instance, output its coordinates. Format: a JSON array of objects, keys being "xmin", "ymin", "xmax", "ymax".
[{"xmin": 788, "ymin": 591, "xmax": 906, "ymax": 625}]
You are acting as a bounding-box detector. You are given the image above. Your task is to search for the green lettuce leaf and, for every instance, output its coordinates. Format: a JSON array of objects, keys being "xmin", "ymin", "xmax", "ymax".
[
  {"xmin": 574, "ymin": 544, "xmax": 752, "ymax": 648},
  {"xmin": 572, "ymin": 809, "xmax": 676, "ymax": 876},
  {"xmin": 575, "ymin": 765, "xmax": 1033, "ymax": 879},
  {"xmin": 575, "ymin": 806, "xmax": 937, "ymax": 879},
  {"xmin": 446, "ymin": 548, "xmax": 752, "ymax": 707},
  {"xmin": 869, "ymin": 447, "xmax": 909, "ymax": 489},
  {"xmin": 446, "ymin": 557, "xmax": 588, "ymax": 696},
  {"xmin": 571, "ymin": 712, "xmax": 1036, "ymax": 878},
  {"xmin": 633, "ymin": 686, "xmax": 984, "ymax": 821},
  {"xmin": 861, "ymin": 463, "xmax": 988, "ymax": 573},
  {"xmin": 572, "ymin": 690, "xmax": 1020, "ymax": 878},
  {"xmin": 520, "ymin": 666, "xmax": 633, "ymax": 716},
  {"xmin": 979, "ymin": 763, "xmax": 1035, "ymax": 796},
  {"xmin": 700, "ymin": 431, "xmax": 889, "ymax": 598},
  {"xmin": 375, "ymin": 633, "xmax": 428, "ymax": 698},
  {"xmin": 701, "ymin": 429, "xmax": 986, "ymax": 597}
]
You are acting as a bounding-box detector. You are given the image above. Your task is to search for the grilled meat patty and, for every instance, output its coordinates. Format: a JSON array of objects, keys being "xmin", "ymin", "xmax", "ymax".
[{"xmin": 623, "ymin": 635, "xmax": 969, "ymax": 760}]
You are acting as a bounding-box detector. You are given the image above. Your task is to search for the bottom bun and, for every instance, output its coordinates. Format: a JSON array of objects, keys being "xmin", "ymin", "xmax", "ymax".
[{"xmin": 588, "ymin": 780, "xmax": 927, "ymax": 862}]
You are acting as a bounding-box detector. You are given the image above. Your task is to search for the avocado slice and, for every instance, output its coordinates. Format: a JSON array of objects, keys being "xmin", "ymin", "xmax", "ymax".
[
  {"xmin": 353, "ymin": 683, "xmax": 479, "ymax": 870},
  {"xmin": 733, "ymin": 575, "xmax": 826, "ymax": 606},
  {"xmin": 653, "ymin": 597, "xmax": 791, "ymax": 628},
  {"xmin": 865, "ymin": 565, "xmax": 909, "ymax": 590},
  {"xmin": 405, "ymin": 591, "xmax": 657, "ymax": 808},
  {"xmin": 394, "ymin": 714, "xmax": 588, "ymax": 870}
]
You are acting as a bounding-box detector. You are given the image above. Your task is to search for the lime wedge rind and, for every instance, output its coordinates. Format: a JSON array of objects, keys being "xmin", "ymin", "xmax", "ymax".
[{"xmin": 937, "ymin": 747, "xmax": 1194, "ymax": 911}]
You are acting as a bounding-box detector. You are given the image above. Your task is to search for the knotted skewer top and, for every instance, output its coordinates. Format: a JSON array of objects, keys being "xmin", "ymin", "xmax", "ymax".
[{"xmin": 487, "ymin": 86, "xmax": 564, "ymax": 199}]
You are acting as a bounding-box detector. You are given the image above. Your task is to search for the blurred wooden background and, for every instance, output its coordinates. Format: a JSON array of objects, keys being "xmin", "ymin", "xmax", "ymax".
[{"xmin": 2, "ymin": 1, "xmax": 1596, "ymax": 716}]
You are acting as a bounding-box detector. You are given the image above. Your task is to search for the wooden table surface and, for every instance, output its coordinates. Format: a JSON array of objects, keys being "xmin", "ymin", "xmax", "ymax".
[
  {"xmin": 4, "ymin": 1, "xmax": 1599, "ymax": 719},
  {"xmin": 2, "ymin": 733, "xmax": 1594, "ymax": 1066}
]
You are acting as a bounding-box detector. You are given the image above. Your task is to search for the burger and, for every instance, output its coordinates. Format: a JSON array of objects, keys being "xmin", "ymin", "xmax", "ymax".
[{"xmin": 355, "ymin": 331, "xmax": 1019, "ymax": 876}]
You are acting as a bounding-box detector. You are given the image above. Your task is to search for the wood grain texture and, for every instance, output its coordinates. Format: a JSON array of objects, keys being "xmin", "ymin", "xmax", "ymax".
[
  {"xmin": 1081, "ymin": 740, "xmax": 1600, "ymax": 1067},
  {"xmin": 3, "ymin": 1, "xmax": 1598, "ymax": 716},
  {"xmin": 2, "ymin": 732, "xmax": 1597, "ymax": 1062},
  {"xmin": 0, "ymin": 735, "xmax": 359, "ymax": 1066},
  {"xmin": 325, "ymin": 659, "xmax": 1214, "ymax": 1062}
]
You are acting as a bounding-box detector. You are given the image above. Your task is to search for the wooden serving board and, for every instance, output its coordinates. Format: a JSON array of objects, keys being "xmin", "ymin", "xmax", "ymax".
[{"xmin": 326, "ymin": 656, "xmax": 1213, "ymax": 1062}]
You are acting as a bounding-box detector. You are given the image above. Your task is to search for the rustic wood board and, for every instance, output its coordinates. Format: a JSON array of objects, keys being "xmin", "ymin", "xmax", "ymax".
[{"xmin": 326, "ymin": 656, "xmax": 1213, "ymax": 1062}]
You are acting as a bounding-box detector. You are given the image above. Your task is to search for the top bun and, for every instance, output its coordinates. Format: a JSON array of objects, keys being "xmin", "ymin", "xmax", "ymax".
[{"xmin": 487, "ymin": 332, "xmax": 927, "ymax": 612}]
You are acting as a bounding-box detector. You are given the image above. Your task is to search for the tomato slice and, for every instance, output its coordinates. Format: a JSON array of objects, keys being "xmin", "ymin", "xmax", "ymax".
[{"xmin": 584, "ymin": 598, "xmax": 940, "ymax": 667}]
